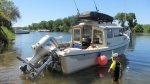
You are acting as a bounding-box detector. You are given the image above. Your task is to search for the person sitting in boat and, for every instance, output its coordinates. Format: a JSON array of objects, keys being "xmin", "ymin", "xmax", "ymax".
[
  {"xmin": 87, "ymin": 42, "xmax": 95, "ymax": 49},
  {"xmin": 108, "ymin": 53, "xmax": 123, "ymax": 84}
]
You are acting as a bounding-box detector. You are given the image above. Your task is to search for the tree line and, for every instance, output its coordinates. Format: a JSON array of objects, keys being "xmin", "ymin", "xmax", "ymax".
[
  {"xmin": 135, "ymin": 24, "xmax": 150, "ymax": 33},
  {"xmin": 24, "ymin": 12, "xmax": 150, "ymax": 33},
  {"xmin": 23, "ymin": 15, "xmax": 79, "ymax": 32}
]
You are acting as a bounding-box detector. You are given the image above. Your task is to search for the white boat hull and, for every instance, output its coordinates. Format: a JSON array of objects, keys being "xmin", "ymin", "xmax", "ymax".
[
  {"xmin": 60, "ymin": 51, "xmax": 98, "ymax": 74},
  {"xmin": 60, "ymin": 40, "xmax": 129, "ymax": 74}
]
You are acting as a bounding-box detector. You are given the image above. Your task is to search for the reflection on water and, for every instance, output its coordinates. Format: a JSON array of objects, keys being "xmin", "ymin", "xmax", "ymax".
[
  {"xmin": 128, "ymin": 33, "xmax": 136, "ymax": 51},
  {"xmin": 0, "ymin": 32, "xmax": 150, "ymax": 84}
]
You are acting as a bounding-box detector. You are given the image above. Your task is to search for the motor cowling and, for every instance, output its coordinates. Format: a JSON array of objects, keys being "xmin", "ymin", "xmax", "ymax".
[{"xmin": 28, "ymin": 35, "xmax": 59, "ymax": 68}]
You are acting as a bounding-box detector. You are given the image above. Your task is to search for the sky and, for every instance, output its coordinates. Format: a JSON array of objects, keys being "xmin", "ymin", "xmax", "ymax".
[{"xmin": 11, "ymin": 0, "xmax": 150, "ymax": 27}]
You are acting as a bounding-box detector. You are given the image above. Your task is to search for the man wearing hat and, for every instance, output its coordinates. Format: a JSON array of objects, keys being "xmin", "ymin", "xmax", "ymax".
[{"xmin": 108, "ymin": 53, "xmax": 123, "ymax": 84}]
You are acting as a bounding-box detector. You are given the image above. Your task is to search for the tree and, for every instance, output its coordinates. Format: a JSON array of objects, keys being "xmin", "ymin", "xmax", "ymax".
[
  {"xmin": 39, "ymin": 21, "xmax": 47, "ymax": 29},
  {"xmin": 63, "ymin": 17, "xmax": 70, "ymax": 28},
  {"xmin": 134, "ymin": 24, "xmax": 143, "ymax": 32},
  {"xmin": 46, "ymin": 20, "xmax": 54, "ymax": 31},
  {"xmin": 28, "ymin": 25, "xmax": 32, "ymax": 30},
  {"xmin": 114, "ymin": 12, "xmax": 126, "ymax": 27},
  {"xmin": 31, "ymin": 23, "xmax": 39, "ymax": 30},
  {"xmin": 114, "ymin": 12, "xmax": 137, "ymax": 30},
  {"xmin": 0, "ymin": 0, "xmax": 20, "ymax": 23},
  {"xmin": 142, "ymin": 24, "xmax": 150, "ymax": 32},
  {"xmin": 126, "ymin": 13, "xmax": 137, "ymax": 29},
  {"xmin": 22, "ymin": 26, "xmax": 28, "ymax": 30},
  {"xmin": 69, "ymin": 15, "xmax": 78, "ymax": 26},
  {"xmin": 0, "ymin": 11, "xmax": 11, "ymax": 28},
  {"xmin": 53, "ymin": 19, "xmax": 63, "ymax": 31}
]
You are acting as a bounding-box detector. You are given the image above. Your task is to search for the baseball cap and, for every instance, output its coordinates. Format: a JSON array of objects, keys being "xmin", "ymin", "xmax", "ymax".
[{"xmin": 112, "ymin": 53, "xmax": 118, "ymax": 57}]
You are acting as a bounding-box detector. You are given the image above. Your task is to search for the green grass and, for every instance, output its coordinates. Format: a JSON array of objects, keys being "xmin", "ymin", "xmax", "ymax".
[
  {"xmin": 1, "ymin": 26, "xmax": 15, "ymax": 40},
  {"xmin": 0, "ymin": 26, "xmax": 15, "ymax": 53}
]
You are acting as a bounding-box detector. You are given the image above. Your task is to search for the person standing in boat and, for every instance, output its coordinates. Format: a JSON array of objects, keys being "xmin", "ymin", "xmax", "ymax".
[{"xmin": 108, "ymin": 53, "xmax": 123, "ymax": 84}]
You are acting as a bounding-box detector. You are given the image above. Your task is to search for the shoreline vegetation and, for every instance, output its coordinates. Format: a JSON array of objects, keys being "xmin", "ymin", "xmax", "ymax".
[
  {"xmin": 22, "ymin": 15, "xmax": 79, "ymax": 33},
  {"xmin": 0, "ymin": 26, "xmax": 15, "ymax": 53},
  {"xmin": 0, "ymin": 0, "xmax": 20, "ymax": 53}
]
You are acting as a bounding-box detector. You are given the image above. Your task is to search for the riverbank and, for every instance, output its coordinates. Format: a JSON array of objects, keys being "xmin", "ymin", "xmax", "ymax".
[
  {"xmin": 0, "ymin": 26, "xmax": 15, "ymax": 53},
  {"xmin": 1, "ymin": 26, "xmax": 15, "ymax": 40}
]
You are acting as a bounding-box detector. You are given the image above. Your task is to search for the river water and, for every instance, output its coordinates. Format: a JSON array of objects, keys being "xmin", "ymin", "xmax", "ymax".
[{"xmin": 0, "ymin": 32, "xmax": 150, "ymax": 84}]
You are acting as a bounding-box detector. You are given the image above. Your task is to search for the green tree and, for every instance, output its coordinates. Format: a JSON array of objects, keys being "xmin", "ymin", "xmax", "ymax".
[
  {"xmin": 134, "ymin": 24, "xmax": 143, "ymax": 32},
  {"xmin": 63, "ymin": 17, "xmax": 70, "ymax": 28},
  {"xmin": 46, "ymin": 20, "xmax": 54, "ymax": 31},
  {"xmin": 126, "ymin": 13, "xmax": 137, "ymax": 29},
  {"xmin": 114, "ymin": 12, "xmax": 137, "ymax": 30},
  {"xmin": 114, "ymin": 12, "xmax": 126, "ymax": 27},
  {"xmin": 0, "ymin": 0, "xmax": 20, "ymax": 23},
  {"xmin": 31, "ymin": 23, "xmax": 39, "ymax": 30},
  {"xmin": 22, "ymin": 26, "xmax": 28, "ymax": 30},
  {"xmin": 142, "ymin": 24, "xmax": 150, "ymax": 32},
  {"xmin": 28, "ymin": 25, "xmax": 32, "ymax": 30},
  {"xmin": 53, "ymin": 19, "xmax": 63, "ymax": 31},
  {"xmin": 63, "ymin": 24, "xmax": 69, "ymax": 32},
  {"xmin": 69, "ymin": 15, "xmax": 78, "ymax": 26},
  {"xmin": 39, "ymin": 21, "xmax": 47, "ymax": 29}
]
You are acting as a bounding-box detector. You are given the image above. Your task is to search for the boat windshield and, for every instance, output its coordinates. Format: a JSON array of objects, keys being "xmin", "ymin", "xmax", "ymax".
[
  {"xmin": 93, "ymin": 29, "xmax": 103, "ymax": 44},
  {"xmin": 83, "ymin": 28, "xmax": 92, "ymax": 38},
  {"xmin": 82, "ymin": 28, "xmax": 92, "ymax": 47},
  {"xmin": 74, "ymin": 29, "xmax": 80, "ymax": 41},
  {"xmin": 82, "ymin": 28, "xmax": 92, "ymax": 43}
]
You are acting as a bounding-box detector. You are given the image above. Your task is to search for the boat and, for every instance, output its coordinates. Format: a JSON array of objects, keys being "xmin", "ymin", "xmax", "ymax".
[
  {"xmin": 15, "ymin": 29, "xmax": 30, "ymax": 34},
  {"xmin": 17, "ymin": 11, "xmax": 130, "ymax": 78},
  {"xmin": 37, "ymin": 29, "xmax": 50, "ymax": 32}
]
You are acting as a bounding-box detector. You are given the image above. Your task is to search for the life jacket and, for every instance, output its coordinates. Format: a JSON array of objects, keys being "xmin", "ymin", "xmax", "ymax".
[
  {"xmin": 114, "ymin": 62, "xmax": 121, "ymax": 78},
  {"xmin": 110, "ymin": 61, "xmax": 121, "ymax": 71}
]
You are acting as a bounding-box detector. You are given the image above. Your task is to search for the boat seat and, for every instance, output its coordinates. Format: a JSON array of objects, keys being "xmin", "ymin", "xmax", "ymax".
[{"xmin": 82, "ymin": 37, "xmax": 91, "ymax": 49}]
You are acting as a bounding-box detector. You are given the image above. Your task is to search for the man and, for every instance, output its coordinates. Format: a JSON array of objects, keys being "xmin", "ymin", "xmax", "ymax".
[{"xmin": 108, "ymin": 53, "xmax": 123, "ymax": 84}]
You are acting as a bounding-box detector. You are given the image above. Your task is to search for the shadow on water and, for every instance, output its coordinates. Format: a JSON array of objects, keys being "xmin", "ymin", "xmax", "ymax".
[{"xmin": 22, "ymin": 54, "xmax": 129, "ymax": 84}]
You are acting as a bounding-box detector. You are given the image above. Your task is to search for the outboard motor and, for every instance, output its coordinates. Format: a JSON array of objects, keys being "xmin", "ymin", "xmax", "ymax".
[
  {"xmin": 28, "ymin": 35, "xmax": 59, "ymax": 67},
  {"xmin": 47, "ymin": 48, "xmax": 61, "ymax": 72},
  {"xmin": 17, "ymin": 35, "xmax": 61, "ymax": 78}
]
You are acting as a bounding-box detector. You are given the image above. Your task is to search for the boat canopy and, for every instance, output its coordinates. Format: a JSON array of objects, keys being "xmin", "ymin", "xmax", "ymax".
[{"xmin": 79, "ymin": 11, "xmax": 113, "ymax": 22}]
